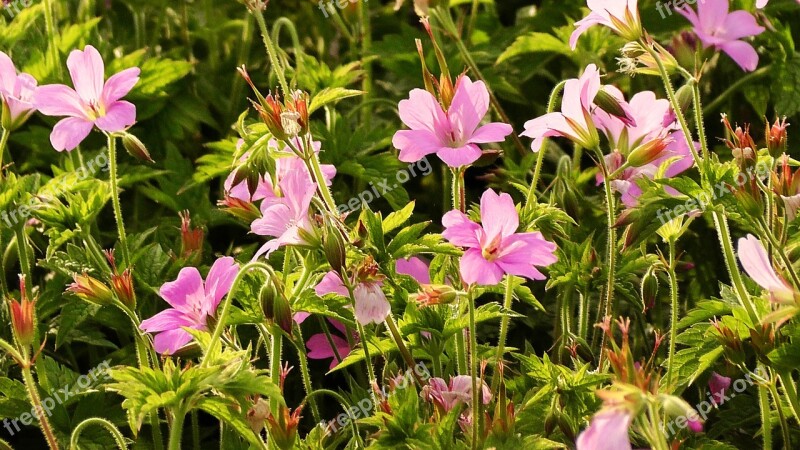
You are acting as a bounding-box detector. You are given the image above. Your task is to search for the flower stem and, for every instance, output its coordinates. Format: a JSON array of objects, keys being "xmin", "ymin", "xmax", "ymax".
[
  {"xmin": 491, "ymin": 276, "xmax": 515, "ymax": 391},
  {"xmin": 0, "ymin": 127, "xmax": 10, "ymax": 179},
  {"xmin": 759, "ymin": 381, "xmax": 774, "ymax": 450},
  {"xmin": 291, "ymin": 324, "xmax": 320, "ymax": 423},
  {"xmin": 167, "ymin": 407, "xmax": 186, "ymax": 450},
  {"xmin": 252, "ymin": 6, "xmax": 290, "ymax": 95},
  {"xmin": 107, "ymin": 135, "xmax": 131, "ymax": 268},
  {"xmin": 69, "ymin": 417, "xmax": 127, "ymax": 450},
  {"xmin": 384, "ymin": 315, "xmax": 424, "ymax": 386},
  {"xmin": 467, "ymin": 289, "xmax": 480, "ymax": 450},
  {"xmin": 269, "ymin": 327, "xmax": 283, "ymax": 411},
  {"xmin": 596, "ymin": 149, "xmax": 617, "ymax": 367},
  {"xmin": 43, "ymin": 0, "xmax": 61, "ymax": 78},
  {"xmin": 779, "ymin": 370, "xmax": 800, "ymax": 424},
  {"xmin": 22, "ymin": 365, "xmax": 60, "ymax": 450},
  {"xmin": 526, "ymin": 80, "xmax": 568, "ymax": 207},
  {"xmin": 358, "ymin": 0, "xmax": 372, "ymax": 121},
  {"xmin": 666, "ymin": 239, "xmax": 679, "ymax": 389},
  {"xmin": 303, "ymin": 136, "xmax": 338, "ymax": 214},
  {"xmin": 14, "ymin": 225, "xmax": 33, "ymax": 299},
  {"xmin": 704, "ymin": 66, "xmax": 771, "ymax": 116},
  {"xmin": 713, "ymin": 211, "xmax": 759, "ymax": 323}
]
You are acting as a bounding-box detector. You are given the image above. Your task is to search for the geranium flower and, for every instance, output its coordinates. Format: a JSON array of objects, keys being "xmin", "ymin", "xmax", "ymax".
[
  {"xmin": 305, "ymin": 319, "xmax": 356, "ymax": 370},
  {"xmin": 315, "ymin": 271, "xmax": 391, "ymax": 325},
  {"xmin": 576, "ymin": 410, "xmax": 632, "ymax": 450},
  {"xmin": 33, "ymin": 45, "xmax": 140, "ymax": 151},
  {"xmin": 709, "ymin": 372, "xmax": 732, "ymax": 406},
  {"xmin": 251, "ymin": 168, "xmax": 317, "ymax": 259},
  {"xmin": 392, "ymin": 75, "xmax": 513, "ymax": 168},
  {"xmin": 738, "ymin": 234, "xmax": 795, "ymax": 304},
  {"xmin": 442, "ymin": 189, "xmax": 557, "ymax": 285},
  {"xmin": 396, "ymin": 256, "xmax": 431, "ymax": 284},
  {"xmin": 678, "ymin": 0, "xmax": 765, "ymax": 71},
  {"xmin": 140, "ymin": 256, "xmax": 239, "ymax": 354},
  {"xmin": 421, "ymin": 376, "xmax": 492, "ymax": 413},
  {"xmin": 570, "ymin": 0, "xmax": 642, "ymax": 49},
  {"xmin": 0, "ymin": 51, "xmax": 38, "ymax": 130}
]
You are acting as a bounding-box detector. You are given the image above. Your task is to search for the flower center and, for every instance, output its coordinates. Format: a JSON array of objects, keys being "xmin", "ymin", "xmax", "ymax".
[
  {"xmin": 481, "ymin": 234, "xmax": 502, "ymax": 262},
  {"xmin": 86, "ymin": 100, "xmax": 106, "ymax": 120}
]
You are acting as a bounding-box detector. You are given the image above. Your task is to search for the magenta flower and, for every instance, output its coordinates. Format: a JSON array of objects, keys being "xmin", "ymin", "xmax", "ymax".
[
  {"xmin": 396, "ymin": 256, "xmax": 431, "ymax": 284},
  {"xmin": 305, "ymin": 319, "xmax": 355, "ymax": 370},
  {"xmin": 576, "ymin": 410, "xmax": 632, "ymax": 450},
  {"xmin": 315, "ymin": 271, "xmax": 391, "ymax": 325},
  {"xmin": 709, "ymin": 372, "xmax": 732, "ymax": 406},
  {"xmin": 251, "ymin": 168, "xmax": 317, "ymax": 259},
  {"xmin": 678, "ymin": 0, "xmax": 765, "ymax": 71},
  {"xmin": 392, "ymin": 75, "xmax": 513, "ymax": 168},
  {"xmin": 521, "ymin": 64, "xmax": 603, "ymax": 153},
  {"xmin": 442, "ymin": 189, "xmax": 557, "ymax": 285},
  {"xmin": 421, "ymin": 376, "xmax": 492, "ymax": 413},
  {"xmin": 738, "ymin": 234, "xmax": 795, "ymax": 304},
  {"xmin": 0, "ymin": 52, "xmax": 38, "ymax": 130},
  {"xmin": 140, "ymin": 256, "xmax": 239, "ymax": 354},
  {"xmin": 33, "ymin": 45, "xmax": 140, "ymax": 151},
  {"xmin": 570, "ymin": 0, "xmax": 642, "ymax": 49}
]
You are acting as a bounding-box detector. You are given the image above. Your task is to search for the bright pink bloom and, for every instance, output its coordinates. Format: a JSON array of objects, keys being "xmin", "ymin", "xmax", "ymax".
[
  {"xmin": 687, "ymin": 418, "xmax": 704, "ymax": 433},
  {"xmin": 421, "ymin": 375, "xmax": 492, "ymax": 412},
  {"xmin": 306, "ymin": 319, "xmax": 355, "ymax": 370},
  {"xmin": 570, "ymin": 0, "xmax": 642, "ymax": 49},
  {"xmin": 709, "ymin": 372, "xmax": 732, "ymax": 406},
  {"xmin": 576, "ymin": 410, "xmax": 632, "ymax": 450},
  {"xmin": 0, "ymin": 52, "xmax": 38, "ymax": 130},
  {"xmin": 396, "ymin": 256, "xmax": 431, "ymax": 284},
  {"xmin": 393, "ymin": 75, "xmax": 513, "ymax": 168},
  {"xmin": 140, "ymin": 256, "xmax": 239, "ymax": 354},
  {"xmin": 678, "ymin": 0, "xmax": 765, "ymax": 71},
  {"xmin": 738, "ymin": 234, "xmax": 795, "ymax": 304},
  {"xmin": 756, "ymin": 0, "xmax": 800, "ymax": 8},
  {"xmin": 442, "ymin": 189, "xmax": 557, "ymax": 285},
  {"xmin": 521, "ymin": 64, "xmax": 604, "ymax": 153},
  {"xmin": 33, "ymin": 45, "xmax": 140, "ymax": 151},
  {"xmin": 251, "ymin": 168, "xmax": 317, "ymax": 258},
  {"xmin": 315, "ymin": 271, "xmax": 391, "ymax": 325}
]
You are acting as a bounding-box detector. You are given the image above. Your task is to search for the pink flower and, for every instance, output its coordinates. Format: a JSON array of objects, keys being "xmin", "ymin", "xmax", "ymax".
[
  {"xmin": 421, "ymin": 375, "xmax": 492, "ymax": 412},
  {"xmin": 442, "ymin": 189, "xmax": 558, "ymax": 285},
  {"xmin": 708, "ymin": 372, "xmax": 732, "ymax": 406},
  {"xmin": 521, "ymin": 64, "xmax": 604, "ymax": 153},
  {"xmin": 570, "ymin": 0, "xmax": 642, "ymax": 49},
  {"xmin": 33, "ymin": 45, "xmax": 140, "ymax": 151},
  {"xmin": 678, "ymin": 0, "xmax": 765, "ymax": 71},
  {"xmin": 250, "ymin": 168, "xmax": 317, "ymax": 259},
  {"xmin": 392, "ymin": 75, "xmax": 513, "ymax": 168},
  {"xmin": 0, "ymin": 52, "xmax": 38, "ymax": 130},
  {"xmin": 315, "ymin": 271, "xmax": 391, "ymax": 325},
  {"xmin": 738, "ymin": 234, "xmax": 795, "ymax": 304},
  {"xmin": 757, "ymin": 0, "xmax": 768, "ymax": 7},
  {"xmin": 305, "ymin": 319, "xmax": 355, "ymax": 370},
  {"xmin": 576, "ymin": 410, "xmax": 632, "ymax": 450},
  {"xmin": 140, "ymin": 256, "xmax": 239, "ymax": 354},
  {"xmin": 396, "ymin": 256, "xmax": 431, "ymax": 284}
]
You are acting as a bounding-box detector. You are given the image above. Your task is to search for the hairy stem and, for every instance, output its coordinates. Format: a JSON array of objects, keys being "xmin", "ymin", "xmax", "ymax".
[
  {"xmin": 167, "ymin": 407, "xmax": 186, "ymax": 450},
  {"xmin": 467, "ymin": 290, "xmax": 480, "ymax": 450},
  {"xmin": 491, "ymin": 276, "xmax": 515, "ymax": 391},
  {"xmin": 253, "ymin": 7, "xmax": 290, "ymax": 95},
  {"xmin": 666, "ymin": 239, "xmax": 679, "ymax": 388},
  {"xmin": 69, "ymin": 418, "xmax": 127, "ymax": 450},
  {"xmin": 107, "ymin": 135, "xmax": 131, "ymax": 268},
  {"xmin": 22, "ymin": 365, "xmax": 60, "ymax": 450}
]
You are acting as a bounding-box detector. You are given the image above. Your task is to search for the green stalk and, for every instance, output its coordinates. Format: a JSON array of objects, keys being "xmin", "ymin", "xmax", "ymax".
[
  {"xmin": 526, "ymin": 80, "xmax": 568, "ymax": 207},
  {"xmin": 596, "ymin": 149, "xmax": 617, "ymax": 366},
  {"xmin": 269, "ymin": 328, "xmax": 282, "ymax": 411},
  {"xmin": 703, "ymin": 66, "xmax": 771, "ymax": 116},
  {"xmin": 167, "ymin": 407, "xmax": 186, "ymax": 450},
  {"xmin": 42, "ymin": 0, "xmax": 61, "ymax": 78},
  {"xmin": 713, "ymin": 212, "xmax": 759, "ymax": 323},
  {"xmin": 466, "ymin": 0, "xmax": 480, "ymax": 41},
  {"xmin": 22, "ymin": 365, "xmax": 60, "ymax": 450},
  {"xmin": 14, "ymin": 226, "xmax": 33, "ymax": 299},
  {"xmin": 779, "ymin": 370, "xmax": 800, "ymax": 424},
  {"xmin": 690, "ymin": 81, "xmax": 711, "ymax": 163},
  {"xmin": 0, "ymin": 127, "xmax": 9, "ymax": 179},
  {"xmin": 291, "ymin": 324, "xmax": 320, "ymax": 423},
  {"xmin": 665, "ymin": 239, "xmax": 679, "ymax": 388},
  {"xmin": 491, "ymin": 276, "xmax": 515, "ymax": 390},
  {"xmin": 759, "ymin": 382, "xmax": 774, "ymax": 450},
  {"xmin": 467, "ymin": 290, "xmax": 480, "ymax": 450},
  {"xmin": 107, "ymin": 135, "xmax": 131, "ymax": 268},
  {"xmin": 303, "ymin": 390, "xmax": 364, "ymax": 446},
  {"xmin": 252, "ymin": 7, "xmax": 290, "ymax": 95},
  {"xmin": 358, "ymin": 0, "xmax": 373, "ymax": 120},
  {"xmin": 451, "ymin": 167, "xmax": 469, "ymax": 375},
  {"xmin": 69, "ymin": 418, "xmax": 127, "ymax": 450},
  {"xmin": 304, "ymin": 136, "xmax": 338, "ymax": 214},
  {"xmin": 191, "ymin": 411, "xmax": 200, "ymax": 450},
  {"xmin": 384, "ymin": 315, "xmax": 424, "ymax": 386}
]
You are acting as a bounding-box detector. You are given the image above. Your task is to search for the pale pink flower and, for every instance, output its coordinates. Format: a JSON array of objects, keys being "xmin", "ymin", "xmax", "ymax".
[
  {"xmin": 0, "ymin": 52, "xmax": 38, "ymax": 130},
  {"xmin": 305, "ymin": 319, "xmax": 355, "ymax": 370},
  {"xmin": 570, "ymin": 0, "xmax": 642, "ymax": 49},
  {"xmin": 250, "ymin": 168, "xmax": 317, "ymax": 259},
  {"xmin": 396, "ymin": 256, "xmax": 431, "ymax": 284},
  {"xmin": 140, "ymin": 257, "xmax": 239, "ymax": 354},
  {"xmin": 392, "ymin": 75, "xmax": 513, "ymax": 167},
  {"xmin": 33, "ymin": 45, "xmax": 140, "ymax": 151},
  {"xmin": 755, "ymin": 0, "xmax": 798, "ymax": 8},
  {"xmin": 678, "ymin": 0, "xmax": 765, "ymax": 71},
  {"xmin": 421, "ymin": 376, "xmax": 492, "ymax": 412},
  {"xmin": 576, "ymin": 410, "xmax": 632, "ymax": 450},
  {"xmin": 738, "ymin": 234, "xmax": 795, "ymax": 304},
  {"xmin": 315, "ymin": 271, "xmax": 391, "ymax": 325},
  {"xmin": 442, "ymin": 189, "xmax": 557, "ymax": 285}
]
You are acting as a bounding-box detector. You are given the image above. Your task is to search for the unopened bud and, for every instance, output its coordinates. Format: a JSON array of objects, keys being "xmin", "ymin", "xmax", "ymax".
[
  {"xmin": 640, "ymin": 266, "xmax": 659, "ymax": 312},
  {"xmin": 261, "ymin": 282, "xmax": 292, "ymax": 334},
  {"xmin": 627, "ymin": 137, "xmax": 670, "ymax": 167},
  {"xmin": 121, "ymin": 133, "xmax": 154, "ymax": 163},
  {"xmin": 322, "ymin": 227, "xmax": 347, "ymax": 275},
  {"xmin": 9, "ymin": 276, "xmax": 35, "ymax": 348},
  {"xmin": 67, "ymin": 273, "xmax": 114, "ymax": 306},
  {"xmin": 595, "ymin": 88, "xmax": 635, "ymax": 126}
]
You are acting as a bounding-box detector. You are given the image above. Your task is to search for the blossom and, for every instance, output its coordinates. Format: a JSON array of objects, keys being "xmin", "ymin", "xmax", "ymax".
[
  {"xmin": 305, "ymin": 319, "xmax": 355, "ymax": 370},
  {"xmin": 422, "ymin": 376, "xmax": 492, "ymax": 413},
  {"xmin": 576, "ymin": 410, "xmax": 632, "ymax": 450},
  {"xmin": 737, "ymin": 234, "xmax": 795, "ymax": 304},
  {"xmin": 392, "ymin": 75, "xmax": 513, "ymax": 168},
  {"xmin": 0, "ymin": 51, "xmax": 38, "ymax": 130},
  {"xmin": 678, "ymin": 0, "xmax": 765, "ymax": 71},
  {"xmin": 251, "ymin": 168, "xmax": 317, "ymax": 259},
  {"xmin": 396, "ymin": 256, "xmax": 431, "ymax": 284},
  {"xmin": 33, "ymin": 45, "xmax": 140, "ymax": 151},
  {"xmin": 570, "ymin": 0, "xmax": 642, "ymax": 49},
  {"xmin": 315, "ymin": 271, "xmax": 391, "ymax": 325},
  {"xmin": 442, "ymin": 189, "xmax": 557, "ymax": 285},
  {"xmin": 709, "ymin": 372, "xmax": 732, "ymax": 406},
  {"xmin": 140, "ymin": 256, "xmax": 239, "ymax": 354}
]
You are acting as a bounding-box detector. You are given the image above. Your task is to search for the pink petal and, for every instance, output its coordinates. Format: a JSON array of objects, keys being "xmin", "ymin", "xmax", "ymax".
[
  {"xmin": 396, "ymin": 257, "xmax": 431, "ymax": 284},
  {"xmin": 94, "ymin": 100, "xmax": 136, "ymax": 132},
  {"xmin": 721, "ymin": 11, "xmax": 765, "ymax": 40},
  {"xmin": 394, "ymin": 129, "xmax": 443, "ymax": 163},
  {"xmin": 315, "ymin": 271, "xmax": 349, "ymax": 297},
  {"xmin": 140, "ymin": 308, "xmax": 193, "ymax": 333},
  {"xmin": 719, "ymin": 40, "xmax": 760, "ymax": 72},
  {"xmin": 204, "ymin": 256, "xmax": 239, "ymax": 312},
  {"xmin": 442, "ymin": 210, "xmax": 482, "ymax": 248},
  {"xmin": 50, "ymin": 117, "xmax": 94, "ymax": 152},
  {"xmin": 159, "ymin": 267, "xmax": 205, "ymax": 310},
  {"xmin": 293, "ymin": 312, "xmax": 311, "ymax": 324},
  {"xmin": 448, "ymin": 76, "xmax": 490, "ymax": 136},
  {"xmin": 67, "ymin": 45, "xmax": 105, "ymax": 103},
  {"xmin": 479, "ymin": 189, "xmax": 519, "ymax": 241},
  {"xmin": 153, "ymin": 328, "xmax": 194, "ymax": 355},
  {"xmin": 0, "ymin": 52, "xmax": 17, "ymax": 94},
  {"xmin": 353, "ymin": 282, "xmax": 390, "ymax": 325},
  {"xmin": 738, "ymin": 234, "xmax": 793, "ymax": 299},
  {"xmin": 101, "ymin": 67, "xmax": 140, "ymax": 105},
  {"xmin": 460, "ymin": 248, "xmax": 504, "ymax": 285},
  {"xmin": 697, "ymin": 0, "xmax": 730, "ymax": 32},
  {"xmin": 576, "ymin": 410, "xmax": 633, "ymax": 450},
  {"xmin": 398, "ymin": 88, "xmax": 449, "ymax": 133},
  {"xmin": 436, "ymin": 144, "xmax": 482, "ymax": 168},
  {"xmin": 33, "ymin": 84, "xmax": 86, "ymax": 118},
  {"xmin": 469, "ymin": 122, "xmax": 513, "ymax": 144}
]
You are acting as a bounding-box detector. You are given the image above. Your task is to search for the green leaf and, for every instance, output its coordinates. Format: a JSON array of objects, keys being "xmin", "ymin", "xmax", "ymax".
[
  {"xmin": 383, "ymin": 201, "xmax": 415, "ymax": 234},
  {"xmin": 197, "ymin": 397, "xmax": 265, "ymax": 448},
  {"xmin": 767, "ymin": 340, "xmax": 800, "ymax": 372},
  {"xmin": 308, "ymin": 87, "xmax": 364, "ymax": 114},
  {"xmin": 496, "ymin": 32, "xmax": 572, "ymax": 65}
]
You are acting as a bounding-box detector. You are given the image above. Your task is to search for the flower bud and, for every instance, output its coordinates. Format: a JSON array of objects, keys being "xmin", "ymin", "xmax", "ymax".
[
  {"xmin": 261, "ymin": 282, "xmax": 293, "ymax": 334},
  {"xmin": 627, "ymin": 136, "xmax": 670, "ymax": 167},
  {"xmin": 594, "ymin": 88, "xmax": 635, "ymax": 126},
  {"xmin": 265, "ymin": 406, "xmax": 303, "ymax": 450},
  {"xmin": 67, "ymin": 273, "xmax": 114, "ymax": 306},
  {"xmin": 179, "ymin": 210, "xmax": 204, "ymax": 263},
  {"xmin": 322, "ymin": 226, "xmax": 347, "ymax": 275},
  {"xmin": 674, "ymin": 82, "xmax": 695, "ymax": 115},
  {"xmin": 9, "ymin": 276, "xmax": 35, "ymax": 349},
  {"xmin": 111, "ymin": 268, "xmax": 137, "ymax": 308},
  {"xmin": 767, "ymin": 117, "xmax": 789, "ymax": 158},
  {"xmin": 121, "ymin": 132, "xmax": 154, "ymax": 163},
  {"xmin": 640, "ymin": 266, "xmax": 659, "ymax": 312},
  {"xmin": 412, "ymin": 284, "xmax": 459, "ymax": 306}
]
